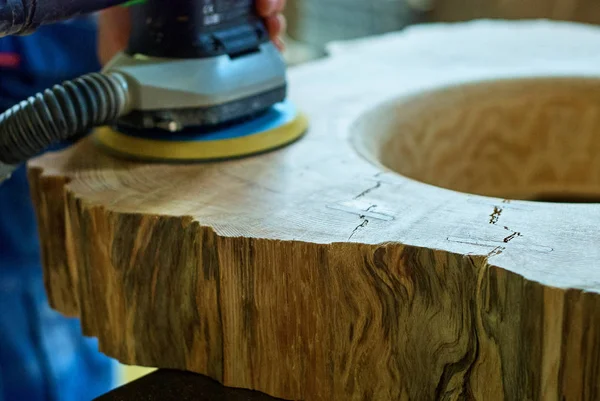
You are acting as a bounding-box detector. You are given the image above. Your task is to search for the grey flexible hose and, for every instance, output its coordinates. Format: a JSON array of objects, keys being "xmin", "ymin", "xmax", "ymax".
[{"xmin": 0, "ymin": 72, "xmax": 130, "ymax": 166}]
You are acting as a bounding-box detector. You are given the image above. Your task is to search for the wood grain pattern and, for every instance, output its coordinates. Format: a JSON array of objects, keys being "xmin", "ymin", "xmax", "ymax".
[
  {"xmin": 432, "ymin": 0, "xmax": 600, "ymax": 25},
  {"xmin": 351, "ymin": 77, "xmax": 600, "ymax": 201},
  {"xmin": 27, "ymin": 20, "xmax": 600, "ymax": 400}
]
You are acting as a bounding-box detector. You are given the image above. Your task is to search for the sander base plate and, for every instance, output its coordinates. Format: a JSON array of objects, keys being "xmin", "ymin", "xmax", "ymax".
[{"xmin": 92, "ymin": 100, "xmax": 308, "ymax": 163}]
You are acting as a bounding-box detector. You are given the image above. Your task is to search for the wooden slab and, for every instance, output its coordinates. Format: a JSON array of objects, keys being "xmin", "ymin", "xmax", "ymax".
[{"xmin": 27, "ymin": 20, "xmax": 600, "ymax": 400}]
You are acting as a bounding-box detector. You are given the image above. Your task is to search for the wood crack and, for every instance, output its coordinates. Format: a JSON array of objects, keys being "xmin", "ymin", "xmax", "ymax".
[
  {"xmin": 348, "ymin": 220, "xmax": 369, "ymax": 240},
  {"xmin": 489, "ymin": 206, "xmax": 503, "ymax": 225},
  {"xmin": 354, "ymin": 181, "xmax": 382, "ymax": 199}
]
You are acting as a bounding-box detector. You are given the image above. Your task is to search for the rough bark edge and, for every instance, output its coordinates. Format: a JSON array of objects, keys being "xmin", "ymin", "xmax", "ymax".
[
  {"xmin": 27, "ymin": 166, "xmax": 78, "ymax": 315},
  {"xmin": 27, "ymin": 166, "xmax": 600, "ymax": 401}
]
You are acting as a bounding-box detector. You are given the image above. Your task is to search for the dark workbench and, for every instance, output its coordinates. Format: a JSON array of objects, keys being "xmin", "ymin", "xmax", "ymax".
[{"xmin": 95, "ymin": 369, "xmax": 286, "ymax": 401}]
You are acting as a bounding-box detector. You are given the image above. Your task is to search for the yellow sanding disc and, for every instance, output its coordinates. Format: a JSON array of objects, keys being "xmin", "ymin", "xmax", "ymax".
[{"xmin": 92, "ymin": 101, "xmax": 308, "ymax": 162}]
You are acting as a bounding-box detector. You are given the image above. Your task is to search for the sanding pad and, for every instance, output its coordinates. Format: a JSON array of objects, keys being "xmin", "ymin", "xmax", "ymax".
[{"xmin": 92, "ymin": 100, "xmax": 308, "ymax": 162}]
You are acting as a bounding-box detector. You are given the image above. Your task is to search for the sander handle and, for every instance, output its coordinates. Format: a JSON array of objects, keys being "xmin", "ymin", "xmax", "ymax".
[{"xmin": 0, "ymin": 0, "xmax": 128, "ymax": 37}]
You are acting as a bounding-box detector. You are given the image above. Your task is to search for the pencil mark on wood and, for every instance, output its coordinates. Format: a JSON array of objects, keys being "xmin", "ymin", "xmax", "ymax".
[
  {"xmin": 466, "ymin": 197, "xmax": 530, "ymax": 211},
  {"xmin": 327, "ymin": 200, "xmax": 395, "ymax": 221},
  {"xmin": 447, "ymin": 236, "xmax": 552, "ymax": 253}
]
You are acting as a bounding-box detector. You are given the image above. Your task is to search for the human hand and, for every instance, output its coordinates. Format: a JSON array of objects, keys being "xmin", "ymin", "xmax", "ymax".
[{"xmin": 98, "ymin": 0, "xmax": 287, "ymax": 65}]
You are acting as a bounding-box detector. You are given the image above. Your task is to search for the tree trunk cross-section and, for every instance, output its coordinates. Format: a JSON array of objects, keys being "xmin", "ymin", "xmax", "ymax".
[{"xmin": 27, "ymin": 21, "xmax": 600, "ymax": 400}]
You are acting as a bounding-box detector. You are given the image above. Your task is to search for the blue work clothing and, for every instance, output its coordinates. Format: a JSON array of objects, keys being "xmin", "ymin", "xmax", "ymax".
[{"xmin": 0, "ymin": 18, "xmax": 118, "ymax": 401}]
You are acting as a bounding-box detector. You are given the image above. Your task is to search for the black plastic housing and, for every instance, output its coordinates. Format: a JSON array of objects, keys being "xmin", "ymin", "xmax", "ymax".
[{"xmin": 126, "ymin": 0, "xmax": 270, "ymax": 58}]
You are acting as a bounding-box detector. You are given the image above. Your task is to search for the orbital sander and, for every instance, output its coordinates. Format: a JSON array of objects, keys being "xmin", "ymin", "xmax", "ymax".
[{"xmin": 0, "ymin": 0, "xmax": 308, "ymax": 182}]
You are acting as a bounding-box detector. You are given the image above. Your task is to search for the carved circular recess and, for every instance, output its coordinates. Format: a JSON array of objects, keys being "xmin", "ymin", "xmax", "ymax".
[{"xmin": 351, "ymin": 77, "xmax": 600, "ymax": 202}]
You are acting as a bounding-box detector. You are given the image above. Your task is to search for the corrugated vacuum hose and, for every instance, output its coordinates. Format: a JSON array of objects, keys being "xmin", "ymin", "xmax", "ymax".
[{"xmin": 0, "ymin": 72, "xmax": 129, "ymax": 165}]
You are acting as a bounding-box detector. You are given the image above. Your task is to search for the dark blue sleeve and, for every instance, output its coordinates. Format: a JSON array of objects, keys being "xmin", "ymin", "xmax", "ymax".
[
  {"xmin": 0, "ymin": 17, "xmax": 102, "ymax": 111},
  {"xmin": 0, "ymin": 17, "xmax": 118, "ymax": 401}
]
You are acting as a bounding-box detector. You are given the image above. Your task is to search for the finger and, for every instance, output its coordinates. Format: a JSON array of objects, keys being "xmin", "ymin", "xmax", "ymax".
[
  {"xmin": 256, "ymin": 0, "xmax": 277, "ymax": 16},
  {"xmin": 265, "ymin": 14, "xmax": 286, "ymax": 41},
  {"xmin": 257, "ymin": 0, "xmax": 286, "ymax": 17},
  {"xmin": 273, "ymin": 0, "xmax": 286, "ymax": 14},
  {"xmin": 98, "ymin": 7, "xmax": 130, "ymax": 65}
]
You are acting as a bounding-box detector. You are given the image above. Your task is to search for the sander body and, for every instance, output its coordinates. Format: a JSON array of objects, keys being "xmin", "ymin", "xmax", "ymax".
[{"xmin": 0, "ymin": 0, "xmax": 308, "ymax": 180}]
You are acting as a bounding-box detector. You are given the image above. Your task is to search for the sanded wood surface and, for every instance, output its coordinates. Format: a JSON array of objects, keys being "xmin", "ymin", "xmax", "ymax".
[{"xmin": 28, "ymin": 20, "xmax": 600, "ymax": 400}]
